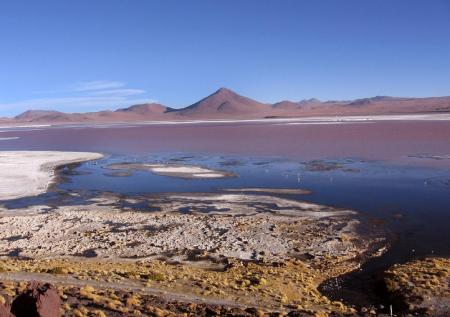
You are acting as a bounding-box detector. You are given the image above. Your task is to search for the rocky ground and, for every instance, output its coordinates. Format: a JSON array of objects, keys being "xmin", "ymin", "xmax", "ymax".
[
  {"xmin": 0, "ymin": 190, "xmax": 389, "ymax": 316},
  {"xmin": 0, "ymin": 191, "xmax": 448, "ymax": 316}
]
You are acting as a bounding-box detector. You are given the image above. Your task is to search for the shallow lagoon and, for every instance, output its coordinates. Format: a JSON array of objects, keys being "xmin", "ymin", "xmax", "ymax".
[
  {"xmin": 3, "ymin": 151, "xmax": 449, "ymax": 259},
  {"xmin": 0, "ymin": 121, "xmax": 449, "ymax": 306}
]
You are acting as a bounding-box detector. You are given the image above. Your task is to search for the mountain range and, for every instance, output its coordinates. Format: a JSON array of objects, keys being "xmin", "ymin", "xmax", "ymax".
[{"xmin": 3, "ymin": 88, "xmax": 450, "ymax": 124}]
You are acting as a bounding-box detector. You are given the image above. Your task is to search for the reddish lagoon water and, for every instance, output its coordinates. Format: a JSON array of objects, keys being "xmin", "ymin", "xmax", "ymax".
[
  {"xmin": 0, "ymin": 120, "xmax": 449, "ymax": 307},
  {"xmin": 1, "ymin": 120, "xmax": 449, "ymax": 167}
]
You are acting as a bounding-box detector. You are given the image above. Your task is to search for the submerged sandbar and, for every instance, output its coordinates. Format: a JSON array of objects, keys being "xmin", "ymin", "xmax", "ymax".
[
  {"xmin": 223, "ymin": 187, "xmax": 312, "ymax": 195},
  {"xmin": 107, "ymin": 162, "xmax": 234, "ymax": 179}
]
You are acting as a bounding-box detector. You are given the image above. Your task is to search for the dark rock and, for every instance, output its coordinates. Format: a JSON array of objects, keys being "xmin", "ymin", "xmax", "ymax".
[{"xmin": 11, "ymin": 281, "xmax": 61, "ymax": 317}]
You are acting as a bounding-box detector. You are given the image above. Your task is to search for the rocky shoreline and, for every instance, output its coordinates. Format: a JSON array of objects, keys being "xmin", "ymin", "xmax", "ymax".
[
  {"xmin": 0, "ymin": 151, "xmax": 446, "ymax": 316},
  {"xmin": 0, "ymin": 187, "xmax": 388, "ymax": 316}
]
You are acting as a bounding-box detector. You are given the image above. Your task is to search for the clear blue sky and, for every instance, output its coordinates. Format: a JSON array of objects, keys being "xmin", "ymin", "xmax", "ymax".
[{"xmin": 1, "ymin": 0, "xmax": 449, "ymax": 116}]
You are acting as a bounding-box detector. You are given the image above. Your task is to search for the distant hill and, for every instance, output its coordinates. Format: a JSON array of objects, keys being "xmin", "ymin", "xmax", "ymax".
[
  {"xmin": 115, "ymin": 103, "xmax": 171, "ymax": 115},
  {"xmin": 272, "ymin": 98, "xmax": 324, "ymax": 111},
  {"xmin": 168, "ymin": 88, "xmax": 271, "ymax": 118},
  {"xmin": 15, "ymin": 110, "xmax": 66, "ymax": 121},
  {"xmin": 12, "ymin": 103, "xmax": 171, "ymax": 123},
  {"xmin": 8, "ymin": 88, "xmax": 450, "ymax": 124}
]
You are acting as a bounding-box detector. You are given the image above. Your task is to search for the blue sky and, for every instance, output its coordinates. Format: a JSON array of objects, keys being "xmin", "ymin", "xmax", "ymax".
[{"xmin": 0, "ymin": 0, "xmax": 449, "ymax": 116}]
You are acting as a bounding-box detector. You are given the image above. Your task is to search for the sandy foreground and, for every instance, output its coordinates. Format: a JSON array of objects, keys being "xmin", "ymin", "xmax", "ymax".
[{"xmin": 0, "ymin": 151, "xmax": 103, "ymax": 201}]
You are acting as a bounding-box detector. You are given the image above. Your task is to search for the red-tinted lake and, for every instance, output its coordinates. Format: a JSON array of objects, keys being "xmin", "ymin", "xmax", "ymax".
[{"xmin": 0, "ymin": 120, "xmax": 449, "ymax": 307}]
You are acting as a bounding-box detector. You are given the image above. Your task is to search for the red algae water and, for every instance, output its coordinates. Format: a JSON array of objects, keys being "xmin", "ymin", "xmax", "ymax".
[
  {"xmin": 0, "ymin": 121, "xmax": 449, "ymax": 249},
  {"xmin": 0, "ymin": 119, "xmax": 449, "ymax": 308},
  {"xmin": 0, "ymin": 120, "xmax": 449, "ymax": 168}
]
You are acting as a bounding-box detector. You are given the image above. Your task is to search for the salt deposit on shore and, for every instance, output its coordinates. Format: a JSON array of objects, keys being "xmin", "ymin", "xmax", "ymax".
[
  {"xmin": 0, "ymin": 192, "xmax": 381, "ymax": 262},
  {"xmin": 0, "ymin": 151, "xmax": 103, "ymax": 200}
]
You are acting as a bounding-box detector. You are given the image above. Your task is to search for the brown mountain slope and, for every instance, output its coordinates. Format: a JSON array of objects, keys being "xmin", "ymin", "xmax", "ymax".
[
  {"xmin": 7, "ymin": 88, "xmax": 450, "ymax": 124},
  {"xmin": 12, "ymin": 104, "xmax": 171, "ymax": 124},
  {"xmin": 292, "ymin": 96, "xmax": 450, "ymax": 116},
  {"xmin": 169, "ymin": 88, "xmax": 271, "ymax": 118},
  {"xmin": 115, "ymin": 103, "xmax": 171, "ymax": 115},
  {"xmin": 14, "ymin": 110, "xmax": 67, "ymax": 121},
  {"xmin": 272, "ymin": 98, "xmax": 325, "ymax": 112}
]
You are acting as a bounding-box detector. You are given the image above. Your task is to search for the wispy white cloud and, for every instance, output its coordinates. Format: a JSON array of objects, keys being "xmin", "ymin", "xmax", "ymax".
[
  {"xmin": 70, "ymin": 80, "xmax": 125, "ymax": 92},
  {"xmin": 0, "ymin": 97, "xmax": 155, "ymax": 110},
  {"xmin": 0, "ymin": 80, "xmax": 155, "ymax": 116},
  {"xmin": 90, "ymin": 89, "xmax": 147, "ymax": 97}
]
